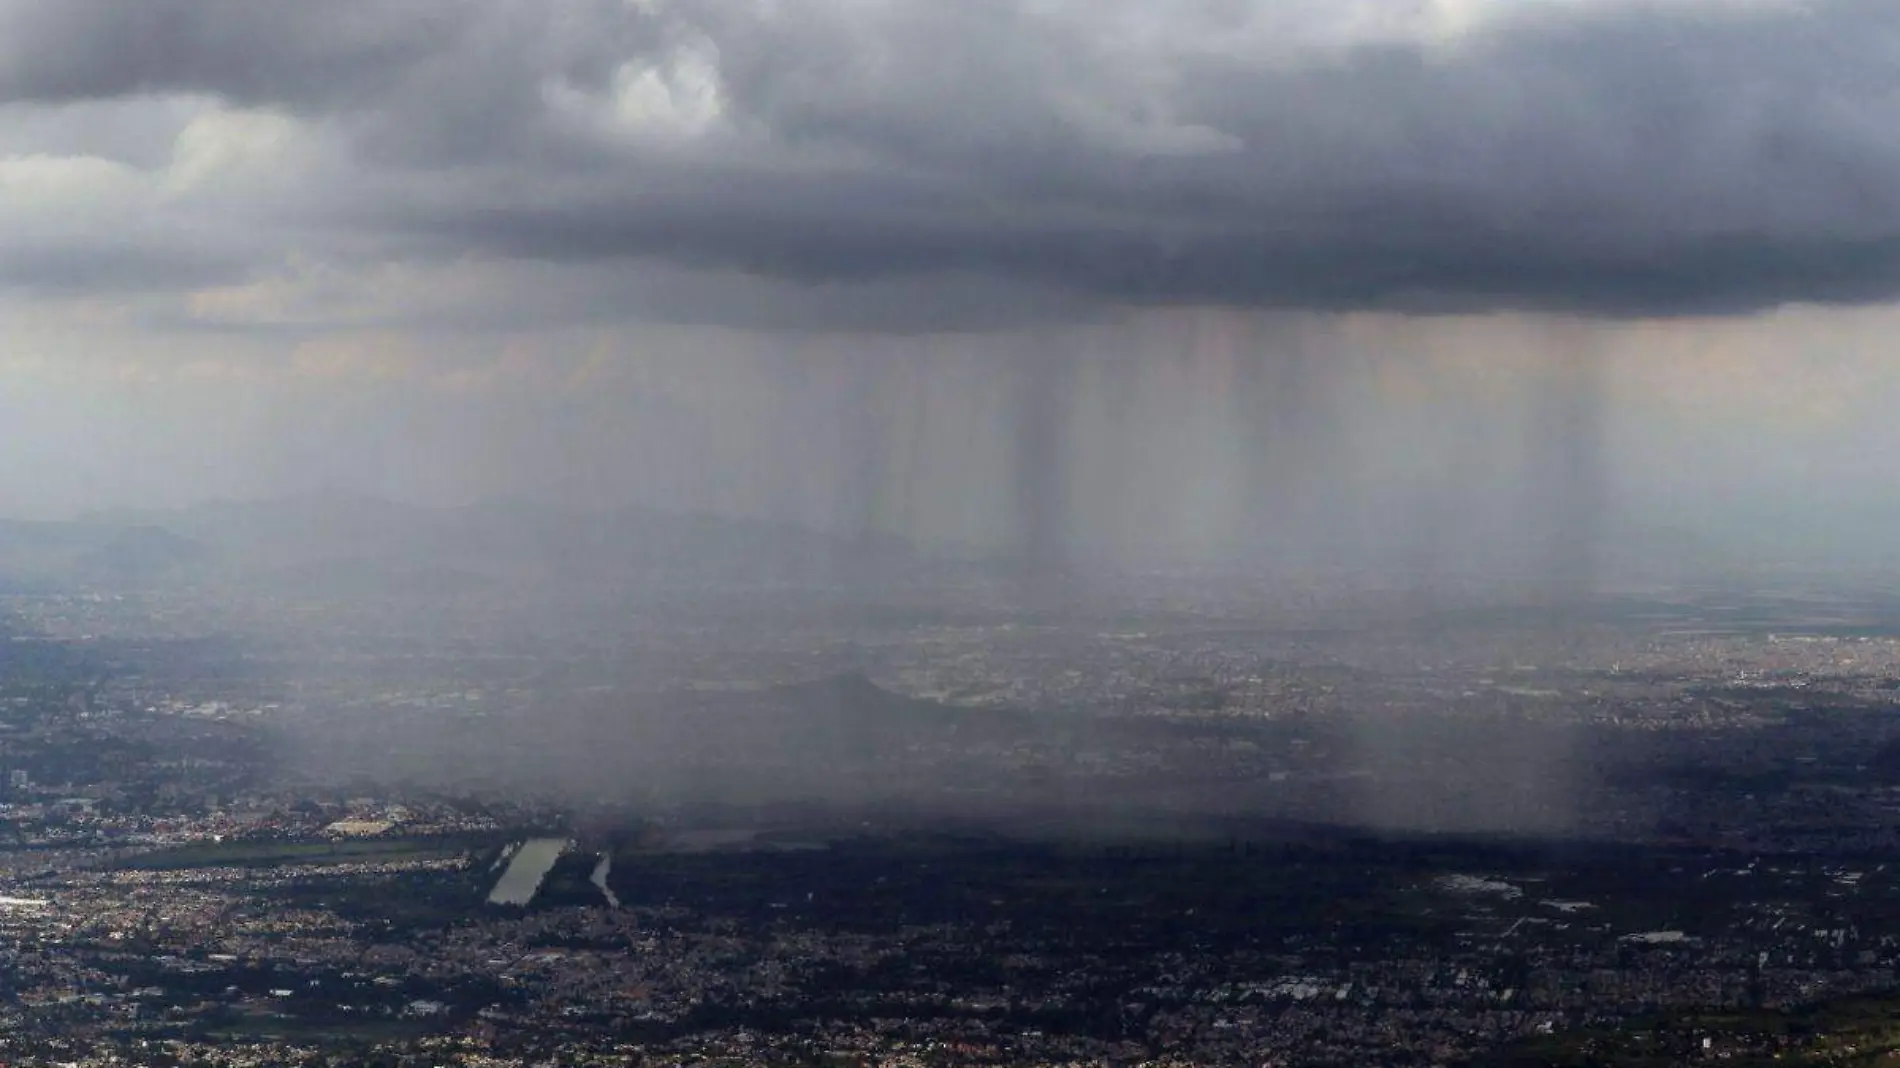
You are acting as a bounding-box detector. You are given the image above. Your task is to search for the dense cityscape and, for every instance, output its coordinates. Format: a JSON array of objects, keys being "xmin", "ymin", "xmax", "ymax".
[{"xmin": 1, "ymin": 502, "xmax": 1900, "ymax": 1065}]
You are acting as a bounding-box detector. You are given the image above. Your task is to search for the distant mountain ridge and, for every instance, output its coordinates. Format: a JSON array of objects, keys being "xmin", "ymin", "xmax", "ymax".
[
  {"xmin": 0, "ymin": 517, "xmax": 206, "ymax": 589},
  {"xmin": 52, "ymin": 493, "xmax": 920, "ymax": 593}
]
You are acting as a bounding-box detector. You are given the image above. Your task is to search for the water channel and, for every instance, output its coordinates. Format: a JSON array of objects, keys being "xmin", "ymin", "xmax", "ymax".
[{"xmin": 485, "ymin": 837, "xmax": 569, "ymax": 906}]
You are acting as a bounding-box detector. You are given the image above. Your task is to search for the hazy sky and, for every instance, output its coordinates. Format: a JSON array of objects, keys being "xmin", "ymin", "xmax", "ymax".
[{"xmin": 3, "ymin": 0, "xmax": 1900, "ymax": 573}]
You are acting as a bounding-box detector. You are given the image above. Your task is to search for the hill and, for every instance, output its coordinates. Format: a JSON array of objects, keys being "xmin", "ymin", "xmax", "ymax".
[
  {"xmin": 82, "ymin": 493, "xmax": 917, "ymax": 594},
  {"xmin": 0, "ymin": 518, "xmax": 205, "ymax": 590}
]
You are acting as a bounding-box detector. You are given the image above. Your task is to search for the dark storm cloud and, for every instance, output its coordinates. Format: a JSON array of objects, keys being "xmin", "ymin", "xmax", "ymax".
[
  {"xmin": 7, "ymin": 0, "xmax": 1900, "ymax": 320},
  {"xmin": 0, "ymin": 0, "xmax": 650, "ymax": 166},
  {"xmin": 0, "ymin": 0, "xmax": 644, "ymax": 114},
  {"xmin": 0, "ymin": 242, "xmax": 241, "ymax": 294},
  {"xmin": 0, "ymin": 1, "xmax": 447, "ymax": 107}
]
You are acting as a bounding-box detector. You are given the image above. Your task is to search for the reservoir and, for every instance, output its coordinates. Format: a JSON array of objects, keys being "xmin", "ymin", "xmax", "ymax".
[{"xmin": 486, "ymin": 837, "xmax": 569, "ymax": 906}]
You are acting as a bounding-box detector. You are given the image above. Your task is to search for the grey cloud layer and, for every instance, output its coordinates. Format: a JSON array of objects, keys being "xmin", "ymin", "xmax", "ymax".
[{"xmin": 6, "ymin": 0, "xmax": 1900, "ymax": 321}]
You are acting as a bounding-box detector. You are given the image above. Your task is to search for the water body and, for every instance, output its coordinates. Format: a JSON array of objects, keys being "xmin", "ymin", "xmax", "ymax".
[
  {"xmin": 486, "ymin": 838, "xmax": 568, "ymax": 906},
  {"xmin": 590, "ymin": 851, "xmax": 620, "ymax": 909}
]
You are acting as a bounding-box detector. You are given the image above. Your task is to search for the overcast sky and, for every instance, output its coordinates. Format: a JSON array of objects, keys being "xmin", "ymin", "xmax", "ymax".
[{"xmin": 3, "ymin": 0, "xmax": 1900, "ymax": 575}]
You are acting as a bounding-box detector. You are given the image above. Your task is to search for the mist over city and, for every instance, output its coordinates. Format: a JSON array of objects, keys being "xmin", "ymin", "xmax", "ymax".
[{"xmin": 4, "ymin": 1, "xmax": 1900, "ymax": 1064}]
